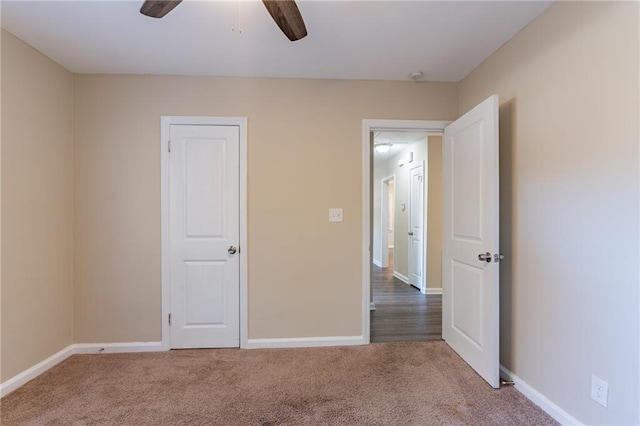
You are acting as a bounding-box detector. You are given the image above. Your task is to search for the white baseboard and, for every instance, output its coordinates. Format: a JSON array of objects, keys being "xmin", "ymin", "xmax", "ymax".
[
  {"xmin": 372, "ymin": 259, "xmax": 382, "ymax": 268},
  {"xmin": 244, "ymin": 336, "xmax": 366, "ymax": 349},
  {"xmin": 0, "ymin": 345, "xmax": 75, "ymax": 398},
  {"xmin": 0, "ymin": 341, "xmax": 164, "ymax": 398},
  {"xmin": 425, "ymin": 287, "xmax": 443, "ymax": 295},
  {"xmin": 500, "ymin": 365, "xmax": 583, "ymax": 426},
  {"xmin": 72, "ymin": 341, "xmax": 164, "ymax": 355},
  {"xmin": 370, "ymin": 302, "xmax": 376, "ymax": 311},
  {"xmin": 393, "ymin": 271, "xmax": 409, "ymax": 283}
]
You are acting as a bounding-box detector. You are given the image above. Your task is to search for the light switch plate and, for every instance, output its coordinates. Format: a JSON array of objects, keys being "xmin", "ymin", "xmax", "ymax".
[{"xmin": 329, "ymin": 208, "xmax": 343, "ymax": 223}]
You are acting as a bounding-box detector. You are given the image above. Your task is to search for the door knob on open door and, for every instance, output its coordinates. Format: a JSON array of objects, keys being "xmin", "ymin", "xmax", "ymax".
[
  {"xmin": 478, "ymin": 252, "xmax": 492, "ymax": 263},
  {"xmin": 228, "ymin": 246, "xmax": 238, "ymax": 255},
  {"xmin": 408, "ymin": 232, "xmax": 414, "ymax": 236}
]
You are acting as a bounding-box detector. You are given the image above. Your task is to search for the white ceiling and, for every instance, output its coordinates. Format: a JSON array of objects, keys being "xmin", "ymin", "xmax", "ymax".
[
  {"xmin": 373, "ymin": 131, "xmax": 431, "ymax": 167},
  {"xmin": 1, "ymin": 0, "xmax": 552, "ymax": 81}
]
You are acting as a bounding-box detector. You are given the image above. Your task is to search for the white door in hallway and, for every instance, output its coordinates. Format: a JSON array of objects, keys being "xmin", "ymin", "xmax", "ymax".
[
  {"xmin": 169, "ymin": 124, "xmax": 240, "ymax": 349},
  {"xmin": 442, "ymin": 95, "xmax": 500, "ymax": 388},
  {"xmin": 408, "ymin": 163, "xmax": 425, "ymax": 291}
]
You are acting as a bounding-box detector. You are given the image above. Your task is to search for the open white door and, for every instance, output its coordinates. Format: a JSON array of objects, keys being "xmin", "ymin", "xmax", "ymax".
[
  {"xmin": 408, "ymin": 162, "xmax": 425, "ymax": 291},
  {"xmin": 442, "ymin": 95, "xmax": 500, "ymax": 388}
]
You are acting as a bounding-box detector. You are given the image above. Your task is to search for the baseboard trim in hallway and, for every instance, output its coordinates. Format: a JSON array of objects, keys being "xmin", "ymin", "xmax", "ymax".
[{"xmin": 393, "ymin": 271, "xmax": 409, "ymax": 283}]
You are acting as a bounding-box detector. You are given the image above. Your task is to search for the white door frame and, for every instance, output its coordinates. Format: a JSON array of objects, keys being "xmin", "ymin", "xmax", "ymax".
[
  {"xmin": 380, "ymin": 174, "xmax": 395, "ymax": 268},
  {"xmin": 362, "ymin": 119, "xmax": 450, "ymax": 342},
  {"xmin": 161, "ymin": 116, "xmax": 248, "ymax": 350}
]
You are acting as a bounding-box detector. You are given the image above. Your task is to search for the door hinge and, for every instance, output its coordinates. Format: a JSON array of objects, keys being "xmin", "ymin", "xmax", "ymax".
[
  {"xmin": 168, "ymin": 313, "xmax": 172, "ymax": 326},
  {"xmin": 168, "ymin": 140, "xmax": 172, "ymax": 153}
]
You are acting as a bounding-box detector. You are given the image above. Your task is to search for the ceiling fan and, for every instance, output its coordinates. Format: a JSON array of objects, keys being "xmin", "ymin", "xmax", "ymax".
[{"xmin": 139, "ymin": 0, "xmax": 307, "ymax": 41}]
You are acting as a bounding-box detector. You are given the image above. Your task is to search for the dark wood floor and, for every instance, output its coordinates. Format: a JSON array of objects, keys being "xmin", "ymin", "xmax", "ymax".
[{"xmin": 370, "ymin": 259, "xmax": 442, "ymax": 343}]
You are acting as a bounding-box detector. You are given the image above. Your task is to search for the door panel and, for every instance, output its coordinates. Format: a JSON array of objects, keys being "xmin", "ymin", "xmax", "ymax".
[
  {"xmin": 169, "ymin": 124, "xmax": 240, "ymax": 349},
  {"xmin": 443, "ymin": 95, "xmax": 499, "ymax": 388},
  {"xmin": 184, "ymin": 261, "xmax": 226, "ymax": 325},
  {"xmin": 184, "ymin": 139, "xmax": 225, "ymax": 237},
  {"xmin": 452, "ymin": 124, "xmax": 483, "ymax": 240},
  {"xmin": 451, "ymin": 261, "xmax": 483, "ymax": 347},
  {"xmin": 408, "ymin": 163, "xmax": 424, "ymax": 290}
]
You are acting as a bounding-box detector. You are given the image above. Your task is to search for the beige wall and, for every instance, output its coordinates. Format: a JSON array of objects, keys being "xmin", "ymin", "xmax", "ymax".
[
  {"xmin": 0, "ymin": 25, "xmax": 3, "ymax": 384},
  {"xmin": 459, "ymin": 2, "xmax": 639, "ymax": 424},
  {"xmin": 73, "ymin": 76, "xmax": 458, "ymax": 342},
  {"xmin": 426, "ymin": 135, "xmax": 442, "ymax": 289},
  {"xmin": 1, "ymin": 31, "xmax": 74, "ymax": 381}
]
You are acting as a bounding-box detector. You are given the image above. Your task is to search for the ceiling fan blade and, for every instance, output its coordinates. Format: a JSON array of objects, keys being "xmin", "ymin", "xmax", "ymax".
[
  {"xmin": 140, "ymin": 0, "xmax": 182, "ymax": 19},
  {"xmin": 262, "ymin": 0, "xmax": 307, "ymax": 41}
]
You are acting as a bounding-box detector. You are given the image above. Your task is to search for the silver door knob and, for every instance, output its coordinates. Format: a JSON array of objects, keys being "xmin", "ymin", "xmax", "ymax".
[
  {"xmin": 478, "ymin": 252, "xmax": 492, "ymax": 263},
  {"xmin": 494, "ymin": 253, "xmax": 505, "ymax": 262},
  {"xmin": 408, "ymin": 232, "xmax": 414, "ymax": 236},
  {"xmin": 228, "ymin": 246, "xmax": 238, "ymax": 255}
]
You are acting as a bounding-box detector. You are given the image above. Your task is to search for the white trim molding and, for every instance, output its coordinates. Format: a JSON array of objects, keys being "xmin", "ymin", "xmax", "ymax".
[
  {"xmin": 0, "ymin": 342, "xmax": 163, "ymax": 398},
  {"xmin": 73, "ymin": 341, "xmax": 163, "ymax": 355},
  {"xmin": 393, "ymin": 271, "xmax": 409, "ymax": 284},
  {"xmin": 500, "ymin": 365, "xmax": 583, "ymax": 426},
  {"xmin": 245, "ymin": 336, "xmax": 366, "ymax": 349},
  {"xmin": 372, "ymin": 259, "xmax": 382, "ymax": 268},
  {"xmin": 425, "ymin": 287, "xmax": 443, "ymax": 295},
  {"xmin": 160, "ymin": 116, "xmax": 248, "ymax": 351},
  {"xmin": 362, "ymin": 119, "xmax": 450, "ymax": 342},
  {"xmin": 0, "ymin": 345, "xmax": 74, "ymax": 398}
]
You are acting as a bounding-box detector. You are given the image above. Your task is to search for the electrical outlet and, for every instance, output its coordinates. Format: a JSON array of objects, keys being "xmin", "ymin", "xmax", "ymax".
[
  {"xmin": 328, "ymin": 208, "xmax": 343, "ymax": 223},
  {"xmin": 591, "ymin": 375, "xmax": 608, "ymax": 408}
]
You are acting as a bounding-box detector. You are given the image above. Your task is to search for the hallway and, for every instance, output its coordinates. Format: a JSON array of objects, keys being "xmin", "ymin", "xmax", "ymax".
[{"xmin": 370, "ymin": 261, "xmax": 442, "ymax": 343}]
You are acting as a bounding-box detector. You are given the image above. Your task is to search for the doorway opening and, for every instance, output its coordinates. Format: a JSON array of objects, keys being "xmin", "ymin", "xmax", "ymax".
[
  {"xmin": 362, "ymin": 119, "xmax": 449, "ymax": 343},
  {"xmin": 368, "ymin": 128, "xmax": 444, "ymax": 343}
]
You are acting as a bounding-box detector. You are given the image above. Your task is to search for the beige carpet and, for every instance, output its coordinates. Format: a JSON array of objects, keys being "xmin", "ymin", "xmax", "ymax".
[{"xmin": 0, "ymin": 342, "xmax": 556, "ymax": 425}]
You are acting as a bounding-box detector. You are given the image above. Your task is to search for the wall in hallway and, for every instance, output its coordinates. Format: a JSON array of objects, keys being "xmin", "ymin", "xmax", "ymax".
[{"xmin": 426, "ymin": 135, "xmax": 443, "ymax": 290}]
